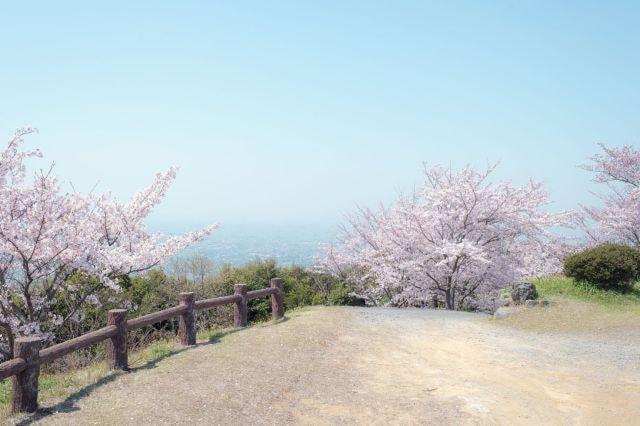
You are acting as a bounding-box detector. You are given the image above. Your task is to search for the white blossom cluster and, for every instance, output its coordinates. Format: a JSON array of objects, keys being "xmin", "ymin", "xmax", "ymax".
[
  {"xmin": 581, "ymin": 144, "xmax": 640, "ymax": 246},
  {"xmin": 0, "ymin": 129, "xmax": 216, "ymax": 357},
  {"xmin": 321, "ymin": 163, "xmax": 570, "ymax": 310}
]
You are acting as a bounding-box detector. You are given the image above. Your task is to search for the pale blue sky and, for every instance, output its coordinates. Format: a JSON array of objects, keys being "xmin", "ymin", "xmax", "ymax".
[{"xmin": 1, "ymin": 1, "xmax": 638, "ymax": 231}]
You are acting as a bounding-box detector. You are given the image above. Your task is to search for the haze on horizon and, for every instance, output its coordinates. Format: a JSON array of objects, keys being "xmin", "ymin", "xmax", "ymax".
[{"xmin": 1, "ymin": 1, "xmax": 638, "ymax": 232}]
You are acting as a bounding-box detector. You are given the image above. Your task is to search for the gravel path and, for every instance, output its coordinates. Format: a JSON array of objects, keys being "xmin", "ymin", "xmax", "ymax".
[{"xmin": 10, "ymin": 306, "xmax": 640, "ymax": 425}]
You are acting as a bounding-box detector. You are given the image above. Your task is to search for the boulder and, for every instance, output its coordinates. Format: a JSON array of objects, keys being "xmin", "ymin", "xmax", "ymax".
[
  {"xmin": 523, "ymin": 299, "xmax": 556, "ymax": 308},
  {"xmin": 511, "ymin": 282, "xmax": 538, "ymax": 305},
  {"xmin": 499, "ymin": 298, "xmax": 512, "ymax": 307},
  {"xmin": 344, "ymin": 293, "xmax": 367, "ymax": 306},
  {"xmin": 499, "ymin": 291, "xmax": 512, "ymax": 307},
  {"xmin": 493, "ymin": 307, "xmax": 514, "ymax": 320}
]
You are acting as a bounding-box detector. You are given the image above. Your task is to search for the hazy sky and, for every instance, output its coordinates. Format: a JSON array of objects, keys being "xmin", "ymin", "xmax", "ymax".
[{"xmin": 1, "ymin": 1, "xmax": 638, "ymax": 230}]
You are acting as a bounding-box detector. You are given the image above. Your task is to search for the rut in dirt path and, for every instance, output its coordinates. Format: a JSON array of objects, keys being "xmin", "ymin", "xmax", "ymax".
[{"xmin": 10, "ymin": 306, "xmax": 640, "ymax": 425}]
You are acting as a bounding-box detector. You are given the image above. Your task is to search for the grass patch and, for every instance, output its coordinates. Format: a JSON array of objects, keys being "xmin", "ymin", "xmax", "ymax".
[
  {"xmin": 533, "ymin": 276, "xmax": 640, "ymax": 309},
  {"xmin": 0, "ymin": 358, "xmax": 113, "ymax": 420},
  {"xmin": 197, "ymin": 327, "xmax": 226, "ymax": 343},
  {"xmin": 494, "ymin": 277, "xmax": 640, "ymax": 333},
  {"xmin": 0, "ymin": 373, "xmax": 73, "ymax": 406},
  {"xmin": 0, "ymin": 324, "xmax": 234, "ymax": 419}
]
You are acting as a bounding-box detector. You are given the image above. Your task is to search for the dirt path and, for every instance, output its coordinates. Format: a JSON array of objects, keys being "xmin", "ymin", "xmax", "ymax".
[{"xmin": 11, "ymin": 306, "xmax": 640, "ymax": 425}]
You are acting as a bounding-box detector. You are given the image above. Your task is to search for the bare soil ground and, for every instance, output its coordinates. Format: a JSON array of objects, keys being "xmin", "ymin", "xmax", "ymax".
[{"xmin": 9, "ymin": 306, "xmax": 640, "ymax": 425}]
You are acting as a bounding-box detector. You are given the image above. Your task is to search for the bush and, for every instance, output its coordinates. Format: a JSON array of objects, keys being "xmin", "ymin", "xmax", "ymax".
[
  {"xmin": 15, "ymin": 257, "xmax": 355, "ymax": 368},
  {"xmin": 326, "ymin": 282, "xmax": 366, "ymax": 306},
  {"xmin": 564, "ymin": 243, "xmax": 640, "ymax": 290}
]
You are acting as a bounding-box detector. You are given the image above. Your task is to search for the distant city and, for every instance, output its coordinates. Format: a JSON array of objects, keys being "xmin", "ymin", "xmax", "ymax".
[{"xmin": 152, "ymin": 222, "xmax": 337, "ymax": 267}]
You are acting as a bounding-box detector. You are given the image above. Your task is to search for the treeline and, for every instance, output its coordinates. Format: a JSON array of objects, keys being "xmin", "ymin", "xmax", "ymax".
[{"xmin": 42, "ymin": 256, "xmax": 359, "ymax": 371}]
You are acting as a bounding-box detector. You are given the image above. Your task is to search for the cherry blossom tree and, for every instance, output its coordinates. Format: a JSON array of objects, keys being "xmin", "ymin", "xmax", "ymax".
[
  {"xmin": 581, "ymin": 144, "xmax": 640, "ymax": 246},
  {"xmin": 322, "ymin": 163, "xmax": 568, "ymax": 310},
  {"xmin": 0, "ymin": 129, "xmax": 217, "ymax": 358}
]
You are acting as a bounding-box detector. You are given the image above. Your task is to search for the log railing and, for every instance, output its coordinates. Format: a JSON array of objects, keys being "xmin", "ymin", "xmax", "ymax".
[{"xmin": 0, "ymin": 277, "xmax": 285, "ymax": 414}]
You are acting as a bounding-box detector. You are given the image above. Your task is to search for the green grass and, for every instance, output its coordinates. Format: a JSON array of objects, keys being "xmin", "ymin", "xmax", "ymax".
[
  {"xmin": 533, "ymin": 276, "xmax": 640, "ymax": 309},
  {"xmin": 0, "ymin": 358, "xmax": 113, "ymax": 420},
  {"xmin": 0, "ymin": 318, "xmax": 281, "ymax": 419},
  {"xmin": 0, "ymin": 374, "xmax": 64, "ymax": 406},
  {"xmin": 0, "ymin": 324, "xmax": 233, "ymax": 418},
  {"xmin": 494, "ymin": 277, "xmax": 640, "ymax": 333}
]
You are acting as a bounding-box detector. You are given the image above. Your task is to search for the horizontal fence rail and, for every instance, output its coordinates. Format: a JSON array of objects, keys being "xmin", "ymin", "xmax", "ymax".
[
  {"xmin": 194, "ymin": 294, "xmax": 241, "ymax": 310},
  {"xmin": 39, "ymin": 325, "xmax": 118, "ymax": 366},
  {"xmin": 126, "ymin": 305, "xmax": 188, "ymax": 330},
  {"xmin": 246, "ymin": 287, "xmax": 277, "ymax": 300},
  {"xmin": 0, "ymin": 358, "xmax": 26, "ymax": 381},
  {"xmin": 0, "ymin": 277, "xmax": 285, "ymax": 414}
]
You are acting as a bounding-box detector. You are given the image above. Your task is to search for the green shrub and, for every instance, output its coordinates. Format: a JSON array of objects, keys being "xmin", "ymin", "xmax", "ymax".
[
  {"xmin": 4, "ymin": 257, "xmax": 356, "ymax": 368},
  {"xmin": 564, "ymin": 243, "xmax": 640, "ymax": 290},
  {"xmin": 326, "ymin": 282, "xmax": 366, "ymax": 306}
]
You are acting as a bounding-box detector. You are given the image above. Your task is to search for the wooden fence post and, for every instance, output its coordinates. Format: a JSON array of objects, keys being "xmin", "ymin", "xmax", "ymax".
[
  {"xmin": 106, "ymin": 309, "xmax": 128, "ymax": 370},
  {"xmin": 270, "ymin": 278, "xmax": 284, "ymax": 320},
  {"xmin": 179, "ymin": 292, "xmax": 196, "ymax": 345},
  {"xmin": 12, "ymin": 337, "xmax": 42, "ymax": 413},
  {"xmin": 233, "ymin": 284, "xmax": 248, "ymax": 327}
]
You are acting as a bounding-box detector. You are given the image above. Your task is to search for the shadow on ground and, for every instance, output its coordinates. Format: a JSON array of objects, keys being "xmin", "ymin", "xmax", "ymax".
[{"xmin": 10, "ymin": 322, "xmax": 264, "ymax": 425}]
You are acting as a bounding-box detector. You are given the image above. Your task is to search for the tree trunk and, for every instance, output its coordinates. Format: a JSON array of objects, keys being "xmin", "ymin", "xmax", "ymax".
[
  {"xmin": 0, "ymin": 324, "xmax": 15, "ymax": 361},
  {"xmin": 444, "ymin": 289, "xmax": 453, "ymax": 310}
]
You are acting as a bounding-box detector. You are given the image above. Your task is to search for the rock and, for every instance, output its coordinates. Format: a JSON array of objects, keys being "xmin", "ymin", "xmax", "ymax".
[
  {"xmin": 511, "ymin": 282, "xmax": 538, "ymax": 305},
  {"xmin": 344, "ymin": 293, "xmax": 367, "ymax": 306},
  {"xmin": 499, "ymin": 292, "xmax": 512, "ymax": 307},
  {"xmin": 493, "ymin": 307, "xmax": 514, "ymax": 319},
  {"xmin": 524, "ymin": 299, "xmax": 555, "ymax": 308}
]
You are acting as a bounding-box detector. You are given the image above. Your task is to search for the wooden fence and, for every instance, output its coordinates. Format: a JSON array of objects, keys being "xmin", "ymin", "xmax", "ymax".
[{"xmin": 0, "ymin": 278, "xmax": 285, "ymax": 414}]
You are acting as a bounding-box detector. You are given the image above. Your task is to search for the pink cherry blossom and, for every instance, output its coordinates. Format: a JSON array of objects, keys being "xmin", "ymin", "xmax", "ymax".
[
  {"xmin": 0, "ymin": 129, "xmax": 217, "ymax": 357},
  {"xmin": 321, "ymin": 163, "xmax": 570, "ymax": 310},
  {"xmin": 581, "ymin": 144, "xmax": 640, "ymax": 246}
]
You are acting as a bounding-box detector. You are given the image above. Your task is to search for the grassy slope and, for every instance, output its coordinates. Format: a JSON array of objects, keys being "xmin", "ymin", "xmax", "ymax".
[
  {"xmin": 495, "ymin": 277, "xmax": 640, "ymax": 333},
  {"xmin": 534, "ymin": 276, "xmax": 640, "ymax": 308},
  {"xmin": 0, "ymin": 327, "xmax": 226, "ymax": 419}
]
